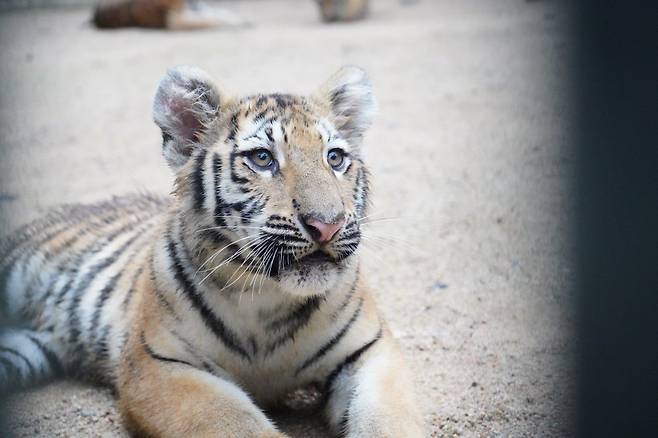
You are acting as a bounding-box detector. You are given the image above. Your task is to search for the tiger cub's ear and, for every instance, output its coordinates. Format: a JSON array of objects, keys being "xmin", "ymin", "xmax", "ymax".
[
  {"xmin": 318, "ymin": 65, "xmax": 376, "ymax": 145},
  {"xmin": 153, "ymin": 66, "xmax": 224, "ymax": 170}
]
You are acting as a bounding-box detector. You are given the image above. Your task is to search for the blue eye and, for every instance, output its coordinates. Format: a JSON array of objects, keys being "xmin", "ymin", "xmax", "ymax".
[
  {"xmin": 327, "ymin": 148, "xmax": 345, "ymax": 169},
  {"xmin": 249, "ymin": 149, "xmax": 274, "ymax": 168}
]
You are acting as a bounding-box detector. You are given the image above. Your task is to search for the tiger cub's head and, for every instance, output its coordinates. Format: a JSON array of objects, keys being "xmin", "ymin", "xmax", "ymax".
[{"xmin": 153, "ymin": 66, "xmax": 374, "ymax": 296}]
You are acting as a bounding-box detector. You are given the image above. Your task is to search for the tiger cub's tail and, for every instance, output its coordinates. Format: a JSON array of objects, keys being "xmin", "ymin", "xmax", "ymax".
[{"xmin": 0, "ymin": 328, "xmax": 64, "ymax": 391}]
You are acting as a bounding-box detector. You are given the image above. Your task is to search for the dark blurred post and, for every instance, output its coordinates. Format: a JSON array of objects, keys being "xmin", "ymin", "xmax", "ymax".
[{"xmin": 574, "ymin": 1, "xmax": 658, "ymax": 437}]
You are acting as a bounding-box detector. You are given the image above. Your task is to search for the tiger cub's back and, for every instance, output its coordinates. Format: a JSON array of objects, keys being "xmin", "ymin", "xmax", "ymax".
[{"xmin": 0, "ymin": 194, "xmax": 167, "ymax": 385}]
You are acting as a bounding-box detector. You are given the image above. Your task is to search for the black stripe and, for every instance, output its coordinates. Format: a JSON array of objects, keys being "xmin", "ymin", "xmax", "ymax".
[
  {"xmin": 0, "ymin": 356, "xmax": 21, "ymax": 381},
  {"xmin": 230, "ymin": 201, "xmax": 246, "ymax": 213},
  {"xmin": 14, "ymin": 213, "xmax": 108, "ymax": 313},
  {"xmin": 272, "ymin": 93, "xmax": 293, "ymax": 108},
  {"xmin": 95, "ymin": 324, "xmax": 112, "ymax": 362},
  {"xmin": 67, "ymin": 227, "xmax": 144, "ymax": 347},
  {"xmin": 37, "ymin": 196, "xmax": 162, "ymax": 314},
  {"xmin": 168, "ymin": 329, "xmax": 215, "ymax": 374},
  {"xmin": 267, "ymin": 296, "xmax": 323, "ymax": 331},
  {"xmin": 249, "ymin": 336, "xmax": 258, "ymax": 356},
  {"xmin": 161, "ymin": 131, "xmax": 173, "ymax": 145},
  {"xmin": 36, "ymin": 220, "xmax": 90, "ymax": 260},
  {"xmin": 334, "ymin": 240, "xmax": 360, "ymax": 249},
  {"xmin": 152, "ymin": 279, "xmax": 178, "ymax": 318},
  {"xmin": 229, "ymin": 151, "xmax": 250, "ymax": 185},
  {"xmin": 200, "ymin": 360, "xmax": 214, "ymax": 373},
  {"xmin": 54, "ymin": 220, "xmax": 139, "ymax": 307},
  {"xmin": 212, "ymin": 153, "xmax": 228, "ymax": 227},
  {"xmin": 89, "ymin": 232, "xmax": 148, "ymax": 344},
  {"xmin": 240, "ymin": 124, "xmax": 269, "ymax": 144},
  {"xmin": 264, "ymin": 222, "xmax": 300, "ymax": 232},
  {"xmin": 264, "ymin": 296, "xmax": 323, "ymax": 356},
  {"xmin": 251, "ymin": 112, "xmax": 270, "ymax": 133},
  {"xmin": 1, "ymin": 197, "xmax": 148, "ymax": 276},
  {"xmin": 344, "ymin": 221, "xmax": 358, "ymax": 231},
  {"xmin": 88, "ymin": 272, "xmax": 121, "ymax": 347},
  {"xmin": 332, "ymin": 275, "xmax": 358, "ymax": 320},
  {"xmin": 0, "ymin": 209, "xmax": 81, "ymax": 271},
  {"xmin": 120, "ymin": 264, "xmax": 145, "ymax": 312},
  {"xmin": 149, "ymin": 251, "xmax": 179, "ymax": 318},
  {"xmin": 335, "ymin": 231, "xmax": 361, "ymax": 243},
  {"xmin": 197, "ymin": 229, "xmax": 247, "ymax": 266},
  {"xmin": 141, "ymin": 332, "xmax": 194, "ymax": 368},
  {"xmin": 324, "ymin": 326, "xmax": 383, "ymax": 392},
  {"xmin": 0, "ymin": 214, "xmax": 95, "ymax": 313},
  {"xmin": 192, "ymin": 150, "xmax": 208, "ymax": 211},
  {"xmin": 266, "ymin": 246, "xmax": 290, "ymax": 279},
  {"xmin": 20, "ymin": 230, "xmax": 91, "ymax": 314},
  {"xmin": 18, "ymin": 205, "xmax": 146, "ymax": 317},
  {"xmin": 0, "ymin": 346, "xmax": 36, "ymax": 376},
  {"xmin": 26, "ymin": 334, "xmax": 63, "ymax": 375},
  {"xmin": 255, "ymin": 96, "xmax": 268, "ymax": 108},
  {"xmin": 166, "ymin": 232, "xmax": 250, "ymax": 361},
  {"xmin": 353, "ymin": 166, "xmax": 369, "ymax": 217},
  {"xmin": 339, "ymin": 411, "xmax": 350, "ymax": 436},
  {"xmin": 241, "ymin": 198, "xmax": 265, "ymax": 223},
  {"xmin": 226, "ymin": 111, "xmax": 240, "ymax": 142},
  {"xmin": 265, "ymin": 126, "xmax": 275, "ymax": 143},
  {"xmin": 335, "ymin": 248, "xmax": 358, "ymax": 262},
  {"xmin": 295, "ymin": 296, "xmax": 364, "ymax": 376},
  {"xmin": 268, "ymin": 233, "xmax": 307, "ymax": 244},
  {"xmin": 330, "ymin": 85, "xmax": 348, "ymax": 107}
]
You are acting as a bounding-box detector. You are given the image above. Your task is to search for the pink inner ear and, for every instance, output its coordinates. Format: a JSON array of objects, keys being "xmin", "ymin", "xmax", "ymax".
[
  {"xmin": 178, "ymin": 110, "xmax": 202, "ymax": 142},
  {"xmin": 169, "ymin": 96, "xmax": 202, "ymax": 142}
]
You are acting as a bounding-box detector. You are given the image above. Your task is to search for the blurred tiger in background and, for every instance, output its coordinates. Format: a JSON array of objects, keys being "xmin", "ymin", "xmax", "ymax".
[
  {"xmin": 317, "ymin": 0, "xmax": 369, "ymax": 22},
  {"xmin": 92, "ymin": 0, "xmax": 369, "ymax": 29},
  {"xmin": 93, "ymin": 0, "xmax": 247, "ymax": 29},
  {"xmin": 0, "ymin": 66, "xmax": 423, "ymax": 437}
]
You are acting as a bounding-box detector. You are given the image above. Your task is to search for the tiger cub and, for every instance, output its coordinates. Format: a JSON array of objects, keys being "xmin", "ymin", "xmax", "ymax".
[{"xmin": 0, "ymin": 66, "xmax": 424, "ymax": 437}]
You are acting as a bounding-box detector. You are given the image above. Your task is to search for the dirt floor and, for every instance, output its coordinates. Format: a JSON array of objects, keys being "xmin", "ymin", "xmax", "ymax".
[{"xmin": 0, "ymin": 0, "xmax": 574, "ymax": 436}]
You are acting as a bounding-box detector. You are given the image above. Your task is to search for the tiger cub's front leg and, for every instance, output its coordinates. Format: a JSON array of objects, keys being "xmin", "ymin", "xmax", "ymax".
[
  {"xmin": 325, "ymin": 328, "xmax": 425, "ymax": 438},
  {"xmin": 117, "ymin": 333, "xmax": 287, "ymax": 438}
]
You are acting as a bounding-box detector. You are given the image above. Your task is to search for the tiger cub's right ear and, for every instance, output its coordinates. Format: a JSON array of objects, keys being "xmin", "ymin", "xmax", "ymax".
[{"xmin": 153, "ymin": 66, "xmax": 224, "ymax": 170}]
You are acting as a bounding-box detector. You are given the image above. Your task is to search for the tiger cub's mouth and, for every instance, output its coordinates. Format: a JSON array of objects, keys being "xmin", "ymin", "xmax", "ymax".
[
  {"xmin": 295, "ymin": 250, "xmax": 337, "ymax": 267},
  {"xmin": 282, "ymin": 250, "xmax": 344, "ymax": 279}
]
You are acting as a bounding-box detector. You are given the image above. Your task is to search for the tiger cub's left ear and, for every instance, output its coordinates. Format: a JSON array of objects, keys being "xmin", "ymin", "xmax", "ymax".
[
  {"xmin": 318, "ymin": 65, "xmax": 376, "ymax": 145},
  {"xmin": 153, "ymin": 66, "xmax": 224, "ymax": 170}
]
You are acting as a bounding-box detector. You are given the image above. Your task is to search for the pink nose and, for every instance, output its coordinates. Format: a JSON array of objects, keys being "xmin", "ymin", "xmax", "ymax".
[{"xmin": 303, "ymin": 216, "xmax": 345, "ymax": 243}]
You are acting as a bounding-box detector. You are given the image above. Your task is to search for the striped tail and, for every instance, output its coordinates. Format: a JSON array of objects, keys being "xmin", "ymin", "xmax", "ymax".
[{"xmin": 0, "ymin": 328, "xmax": 63, "ymax": 391}]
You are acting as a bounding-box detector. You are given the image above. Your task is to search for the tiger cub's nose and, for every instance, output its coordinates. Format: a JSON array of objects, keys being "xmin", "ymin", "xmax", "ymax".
[{"xmin": 301, "ymin": 215, "xmax": 345, "ymax": 244}]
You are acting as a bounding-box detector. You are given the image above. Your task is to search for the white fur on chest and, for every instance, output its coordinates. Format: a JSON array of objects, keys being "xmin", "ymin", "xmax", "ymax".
[{"xmin": 152, "ymin": 239, "xmax": 368, "ymax": 403}]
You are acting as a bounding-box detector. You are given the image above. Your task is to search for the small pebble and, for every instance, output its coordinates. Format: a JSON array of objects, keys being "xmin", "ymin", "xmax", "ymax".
[
  {"xmin": 80, "ymin": 409, "xmax": 95, "ymax": 417},
  {"xmin": 430, "ymin": 281, "xmax": 448, "ymax": 291}
]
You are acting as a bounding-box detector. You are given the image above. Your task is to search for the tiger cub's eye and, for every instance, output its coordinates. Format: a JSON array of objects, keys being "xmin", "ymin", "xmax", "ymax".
[
  {"xmin": 327, "ymin": 148, "xmax": 345, "ymax": 169},
  {"xmin": 249, "ymin": 149, "xmax": 274, "ymax": 168}
]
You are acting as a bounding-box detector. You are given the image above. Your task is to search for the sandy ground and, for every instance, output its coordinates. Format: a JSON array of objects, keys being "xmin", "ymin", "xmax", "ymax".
[{"xmin": 0, "ymin": 0, "xmax": 574, "ymax": 436}]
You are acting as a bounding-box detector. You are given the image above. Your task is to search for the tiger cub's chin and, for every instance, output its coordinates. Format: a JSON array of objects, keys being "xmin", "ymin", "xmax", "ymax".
[{"xmin": 276, "ymin": 250, "xmax": 358, "ymax": 297}]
